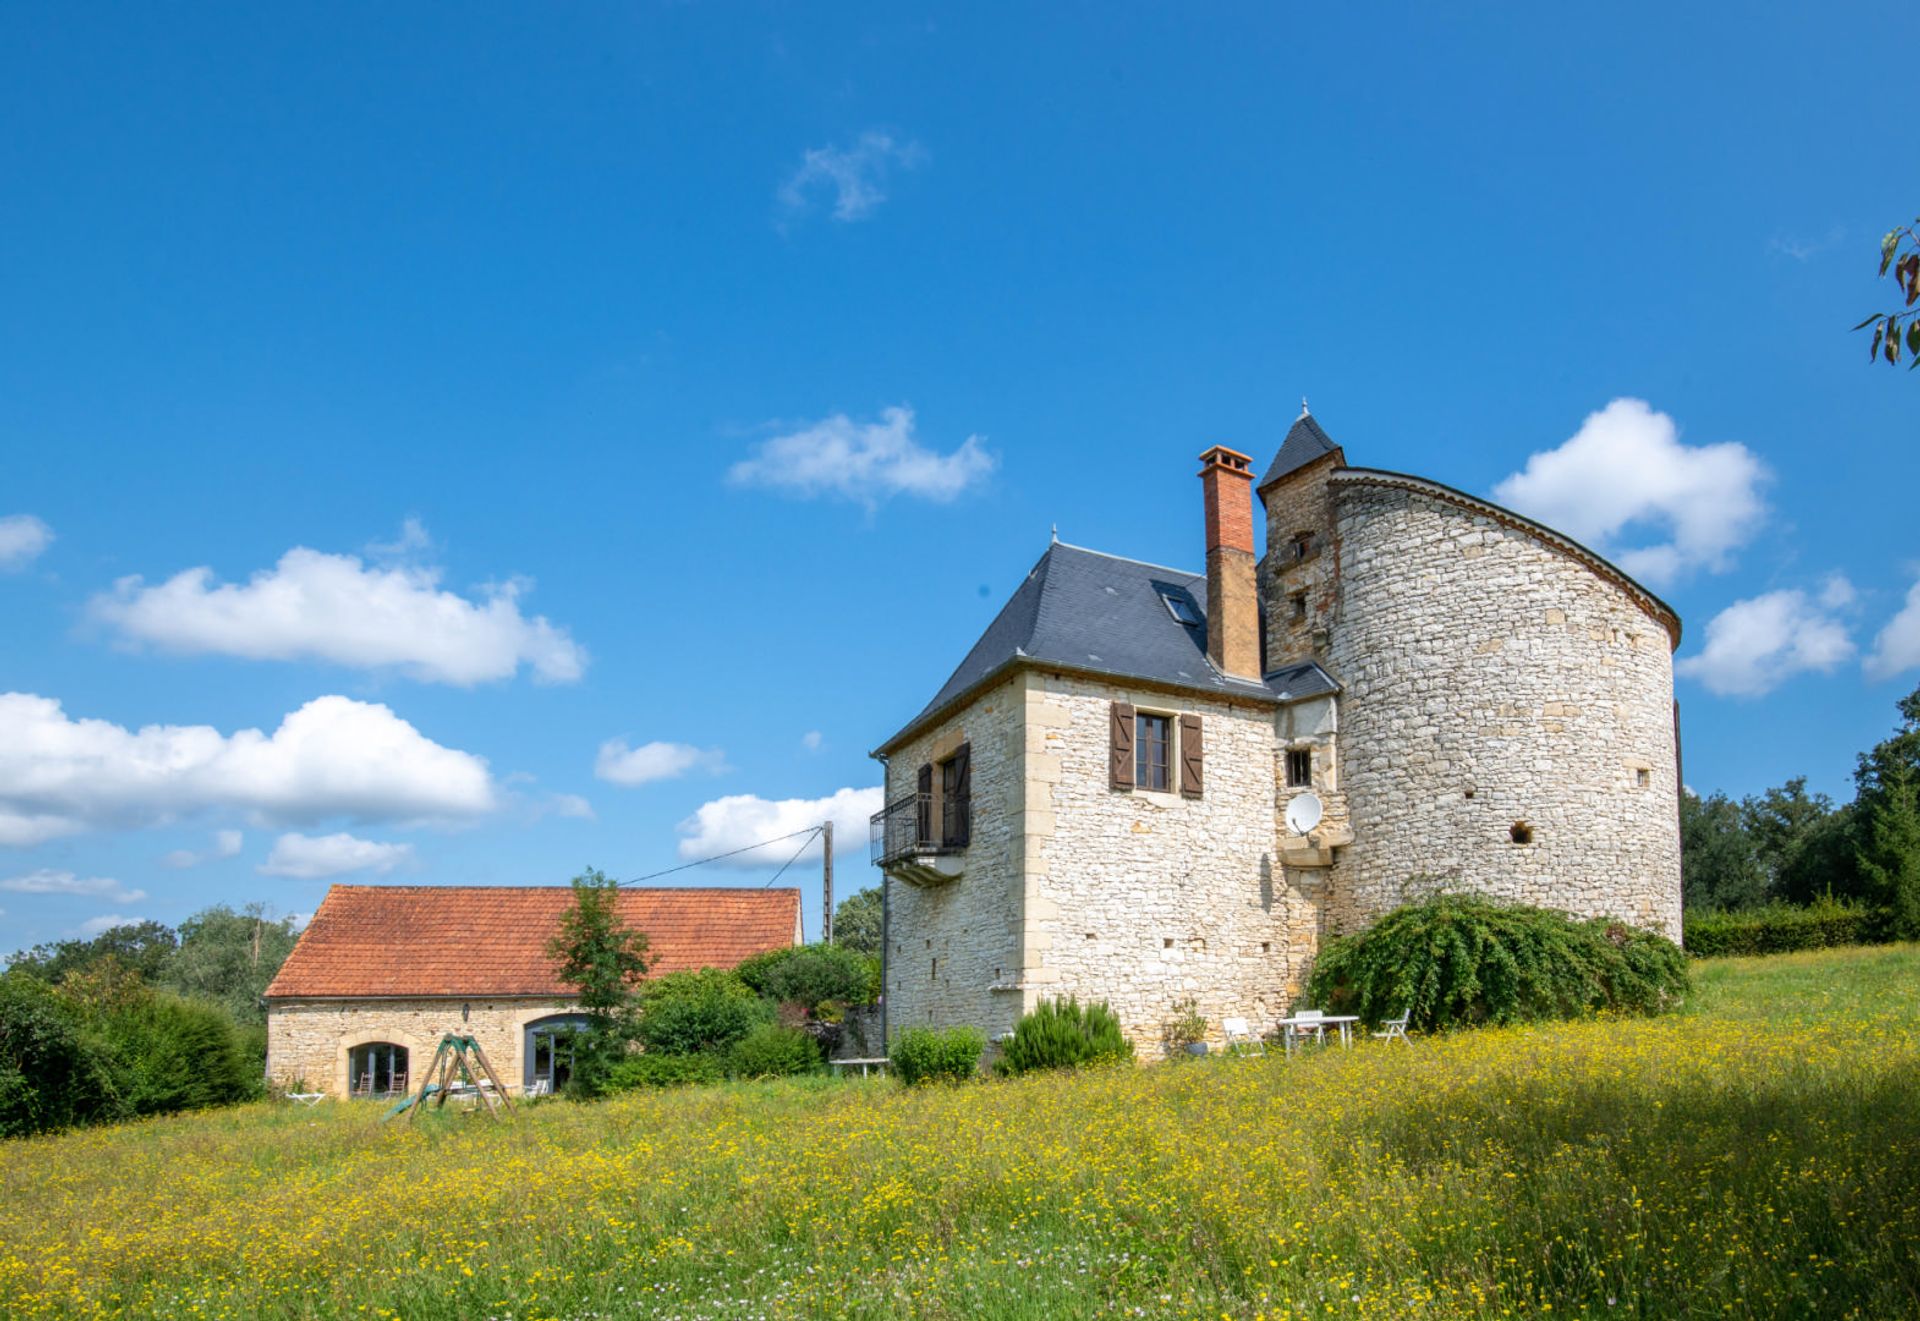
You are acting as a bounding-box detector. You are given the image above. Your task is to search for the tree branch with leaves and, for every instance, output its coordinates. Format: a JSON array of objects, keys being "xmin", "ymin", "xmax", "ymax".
[
  {"xmin": 546, "ymin": 867, "xmax": 651, "ymax": 1097},
  {"xmin": 1858, "ymin": 219, "xmax": 1920, "ymax": 367}
]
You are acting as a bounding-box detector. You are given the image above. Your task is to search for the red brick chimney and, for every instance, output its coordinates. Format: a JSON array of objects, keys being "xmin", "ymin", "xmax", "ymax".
[{"xmin": 1198, "ymin": 445, "xmax": 1261, "ymax": 680}]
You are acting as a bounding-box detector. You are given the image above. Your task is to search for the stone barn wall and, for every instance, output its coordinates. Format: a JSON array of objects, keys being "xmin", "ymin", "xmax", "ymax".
[{"xmin": 266, "ymin": 997, "xmax": 577, "ymax": 1098}]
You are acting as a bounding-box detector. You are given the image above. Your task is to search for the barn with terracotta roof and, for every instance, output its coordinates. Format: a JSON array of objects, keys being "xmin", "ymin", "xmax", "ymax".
[{"xmin": 264, "ymin": 885, "xmax": 802, "ymax": 1098}]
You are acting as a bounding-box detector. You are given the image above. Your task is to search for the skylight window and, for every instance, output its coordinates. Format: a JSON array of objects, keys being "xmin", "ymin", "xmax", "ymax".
[{"xmin": 1162, "ymin": 593, "xmax": 1201, "ymax": 626}]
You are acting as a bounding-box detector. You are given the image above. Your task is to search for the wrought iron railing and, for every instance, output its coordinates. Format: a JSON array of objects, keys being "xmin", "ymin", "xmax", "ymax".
[{"xmin": 871, "ymin": 791, "xmax": 964, "ymax": 867}]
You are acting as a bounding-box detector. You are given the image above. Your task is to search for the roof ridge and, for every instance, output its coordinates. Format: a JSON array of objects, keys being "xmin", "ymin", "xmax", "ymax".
[
  {"xmin": 1050, "ymin": 539, "xmax": 1203, "ymax": 581},
  {"xmin": 318, "ymin": 884, "xmax": 804, "ymax": 895}
]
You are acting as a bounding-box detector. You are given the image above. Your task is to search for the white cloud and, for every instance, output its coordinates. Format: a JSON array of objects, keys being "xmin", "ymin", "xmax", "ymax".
[
  {"xmin": 0, "ymin": 692, "xmax": 498, "ymax": 846},
  {"xmin": 777, "ymin": 131, "xmax": 924, "ymax": 222},
  {"xmin": 259, "ymin": 831, "xmax": 415, "ymax": 879},
  {"xmin": 290, "ymin": 911, "xmax": 313, "ymax": 932},
  {"xmin": 89, "ymin": 537, "xmax": 585, "ymax": 686},
  {"xmin": 802, "ymin": 730, "xmax": 823, "ymax": 752},
  {"xmin": 75, "ymin": 914, "xmax": 145, "ymax": 937},
  {"xmin": 728, "ymin": 406, "xmax": 996, "ymax": 508},
  {"xmin": 595, "ymin": 739, "xmax": 730, "ymax": 787},
  {"xmin": 676, "ymin": 786, "xmax": 883, "ymax": 868},
  {"xmin": 0, "ymin": 869, "xmax": 146, "ymax": 903},
  {"xmin": 1491, "ymin": 399, "xmax": 1770, "ymax": 587},
  {"xmin": 1675, "ymin": 584, "xmax": 1856, "ymax": 697},
  {"xmin": 546, "ymin": 793, "xmax": 596, "ymax": 820},
  {"xmin": 1866, "ymin": 571, "xmax": 1920, "ymax": 681},
  {"xmin": 0, "ymin": 515, "xmax": 53, "ymax": 571},
  {"xmin": 161, "ymin": 828, "xmax": 244, "ymax": 870}
]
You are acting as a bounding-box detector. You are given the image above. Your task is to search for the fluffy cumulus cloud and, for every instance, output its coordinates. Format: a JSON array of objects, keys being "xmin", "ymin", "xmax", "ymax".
[
  {"xmin": 76, "ymin": 914, "xmax": 146, "ymax": 937},
  {"xmin": 0, "ymin": 514, "xmax": 53, "ymax": 571},
  {"xmin": 1866, "ymin": 571, "xmax": 1920, "ymax": 681},
  {"xmin": 259, "ymin": 831, "xmax": 415, "ymax": 879},
  {"xmin": 0, "ymin": 869, "xmax": 146, "ymax": 904},
  {"xmin": 595, "ymin": 739, "xmax": 730, "ymax": 787},
  {"xmin": 1675, "ymin": 578, "xmax": 1856, "ymax": 697},
  {"xmin": 728, "ymin": 406, "xmax": 995, "ymax": 508},
  {"xmin": 1492, "ymin": 399, "xmax": 1770, "ymax": 586},
  {"xmin": 161, "ymin": 828, "xmax": 244, "ymax": 870},
  {"xmin": 676, "ymin": 786, "xmax": 884, "ymax": 867},
  {"xmin": 89, "ymin": 537, "xmax": 585, "ymax": 686},
  {"xmin": 0, "ymin": 692, "xmax": 498, "ymax": 846},
  {"xmin": 778, "ymin": 131, "xmax": 924, "ymax": 222}
]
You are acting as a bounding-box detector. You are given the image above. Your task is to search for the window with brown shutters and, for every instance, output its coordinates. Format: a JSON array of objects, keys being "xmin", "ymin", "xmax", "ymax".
[
  {"xmin": 1178, "ymin": 713, "xmax": 1203, "ymax": 798},
  {"xmin": 1110, "ymin": 702, "xmax": 1135, "ymax": 790},
  {"xmin": 1135, "ymin": 713, "xmax": 1171, "ymax": 791},
  {"xmin": 940, "ymin": 743, "xmax": 971, "ymax": 847},
  {"xmin": 915, "ymin": 763, "xmax": 933, "ymax": 845}
]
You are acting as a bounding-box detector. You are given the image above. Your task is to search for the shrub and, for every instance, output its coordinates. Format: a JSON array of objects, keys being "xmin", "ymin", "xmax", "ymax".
[
  {"xmin": 1683, "ymin": 898, "xmax": 1884, "ymax": 958},
  {"xmin": 96, "ymin": 992, "xmax": 260, "ymax": 1116},
  {"xmin": 727, "ymin": 1023, "xmax": 822, "ymax": 1079},
  {"xmin": 0, "ymin": 973, "xmax": 121, "ymax": 1137},
  {"xmin": 606, "ymin": 1052, "xmax": 724, "ymax": 1091},
  {"xmin": 1161, "ymin": 997, "xmax": 1208, "ymax": 1056},
  {"xmin": 997, "ymin": 997, "xmax": 1134, "ymax": 1076},
  {"xmin": 1306, "ymin": 894, "xmax": 1690, "ymax": 1031},
  {"xmin": 890, "ymin": 1025, "xmax": 985, "ymax": 1084},
  {"xmin": 636, "ymin": 969, "xmax": 771, "ymax": 1056},
  {"xmin": 733, "ymin": 945, "xmax": 879, "ymax": 1012}
]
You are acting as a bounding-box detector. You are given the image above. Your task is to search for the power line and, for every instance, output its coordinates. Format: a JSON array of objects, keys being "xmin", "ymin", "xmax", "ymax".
[
  {"xmin": 619, "ymin": 826, "xmax": 823, "ymax": 886},
  {"xmin": 761, "ymin": 826, "xmax": 823, "ymax": 889}
]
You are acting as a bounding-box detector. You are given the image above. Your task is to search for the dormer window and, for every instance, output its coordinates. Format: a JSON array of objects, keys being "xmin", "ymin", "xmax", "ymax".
[{"xmin": 1162, "ymin": 593, "xmax": 1201, "ymax": 626}]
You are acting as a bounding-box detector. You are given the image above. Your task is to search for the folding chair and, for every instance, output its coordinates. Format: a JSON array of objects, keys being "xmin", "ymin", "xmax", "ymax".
[
  {"xmin": 1373, "ymin": 1010, "xmax": 1411, "ymax": 1044},
  {"xmin": 1284, "ymin": 1009, "xmax": 1326, "ymax": 1054},
  {"xmin": 1222, "ymin": 1016, "xmax": 1264, "ymax": 1056}
]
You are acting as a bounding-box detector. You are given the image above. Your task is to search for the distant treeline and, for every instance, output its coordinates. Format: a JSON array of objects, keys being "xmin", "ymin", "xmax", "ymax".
[{"xmin": 1682, "ymin": 685, "xmax": 1920, "ymax": 943}]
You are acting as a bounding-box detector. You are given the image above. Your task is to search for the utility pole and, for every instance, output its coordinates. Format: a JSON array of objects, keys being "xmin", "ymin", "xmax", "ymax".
[{"xmin": 822, "ymin": 820, "xmax": 834, "ymax": 944}]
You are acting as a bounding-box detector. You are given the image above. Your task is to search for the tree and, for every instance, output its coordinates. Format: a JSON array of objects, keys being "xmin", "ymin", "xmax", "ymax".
[
  {"xmin": 6, "ymin": 921, "xmax": 179, "ymax": 985},
  {"xmin": 1855, "ymin": 687, "xmax": 1920, "ymax": 938},
  {"xmin": 546, "ymin": 868, "xmax": 650, "ymax": 1096},
  {"xmin": 162, "ymin": 905, "xmax": 300, "ymax": 1027},
  {"xmin": 832, "ymin": 886, "xmax": 883, "ymax": 957},
  {"xmin": 1680, "ymin": 790, "xmax": 1766, "ymax": 912},
  {"xmin": 1858, "ymin": 219, "xmax": 1920, "ymax": 368},
  {"xmin": 1742, "ymin": 778, "xmax": 1862, "ymax": 905}
]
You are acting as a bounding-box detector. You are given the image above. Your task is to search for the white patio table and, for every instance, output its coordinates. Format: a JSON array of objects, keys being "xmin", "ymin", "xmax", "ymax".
[{"xmin": 1276, "ymin": 1014, "xmax": 1360, "ymax": 1051}]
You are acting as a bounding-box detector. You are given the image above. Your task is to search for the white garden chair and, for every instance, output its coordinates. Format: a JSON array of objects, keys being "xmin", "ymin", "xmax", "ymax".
[
  {"xmin": 1373, "ymin": 1010, "xmax": 1411, "ymax": 1044},
  {"xmin": 1283, "ymin": 1009, "xmax": 1326, "ymax": 1054},
  {"xmin": 1222, "ymin": 1016, "xmax": 1264, "ymax": 1056}
]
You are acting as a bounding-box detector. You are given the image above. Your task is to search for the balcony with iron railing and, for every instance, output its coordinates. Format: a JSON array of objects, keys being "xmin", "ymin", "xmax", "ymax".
[{"xmin": 870, "ymin": 791, "xmax": 968, "ymax": 886}]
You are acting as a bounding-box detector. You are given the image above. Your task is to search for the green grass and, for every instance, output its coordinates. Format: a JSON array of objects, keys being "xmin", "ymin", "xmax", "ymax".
[{"xmin": 2, "ymin": 945, "xmax": 1917, "ymax": 1320}]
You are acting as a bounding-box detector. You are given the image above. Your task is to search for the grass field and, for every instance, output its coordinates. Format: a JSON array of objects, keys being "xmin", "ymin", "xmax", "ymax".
[{"xmin": 3, "ymin": 945, "xmax": 1918, "ymax": 1320}]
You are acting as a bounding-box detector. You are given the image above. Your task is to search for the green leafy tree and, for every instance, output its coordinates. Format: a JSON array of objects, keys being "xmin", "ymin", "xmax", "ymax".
[
  {"xmin": 7, "ymin": 921, "xmax": 178, "ymax": 984},
  {"xmin": 1855, "ymin": 688, "xmax": 1920, "ymax": 938},
  {"xmin": 1680, "ymin": 790, "xmax": 1766, "ymax": 911},
  {"xmin": 545, "ymin": 868, "xmax": 651, "ymax": 1097},
  {"xmin": 1857, "ymin": 219, "xmax": 1920, "ymax": 367},
  {"xmin": 162, "ymin": 905, "xmax": 300, "ymax": 1027},
  {"xmin": 635, "ymin": 969, "xmax": 771, "ymax": 1056},
  {"xmin": 832, "ymin": 887, "xmax": 883, "ymax": 957},
  {"xmin": 733, "ymin": 944, "xmax": 878, "ymax": 1011}
]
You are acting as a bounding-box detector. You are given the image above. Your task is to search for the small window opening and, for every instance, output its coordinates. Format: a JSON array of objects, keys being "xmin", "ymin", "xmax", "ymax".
[
  {"xmin": 1261, "ymin": 941, "xmax": 1272, "ymax": 954},
  {"xmin": 1635, "ymin": 768, "xmax": 1651, "ymax": 789},
  {"xmin": 1510, "ymin": 821, "xmax": 1534, "ymax": 845},
  {"xmin": 1463, "ymin": 787, "xmax": 1476, "ymax": 800},
  {"xmin": 1163, "ymin": 937, "xmax": 1174, "ymax": 949},
  {"xmin": 1161, "ymin": 592, "xmax": 1201, "ymax": 626},
  {"xmin": 1290, "ymin": 532, "xmax": 1313, "ymax": 562},
  {"xmin": 1286, "ymin": 748, "xmax": 1313, "ymax": 788},
  {"xmin": 1290, "ymin": 592, "xmax": 1308, "ymax": 623},
  {"xmin": 1085, "ymin": 932, "xmax": 1097, "ymax": 940},
  {"xmin": 930, "ymin": 957, "xmax": 938, "ymax": 981}
]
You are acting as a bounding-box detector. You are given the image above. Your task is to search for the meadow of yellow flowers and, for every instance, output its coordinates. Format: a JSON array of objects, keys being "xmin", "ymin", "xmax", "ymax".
[{"xmin": 2, "ymin": 944, "xmax": 1916, "ymax": 1320}]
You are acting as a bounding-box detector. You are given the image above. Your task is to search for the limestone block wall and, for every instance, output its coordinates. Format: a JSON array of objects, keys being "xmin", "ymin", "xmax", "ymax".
[
  {"xmin": 1025, "ymin": 673, "xmax": 1300, "ymax": 1053},
  {"xmin": 881, "ymin": 676, "xmax": 1026, "ymax": 1042},
  {"xmin": 1322, "ymin": 477, "xmax": 1682, "ymax": 938},
  {"xmin": 1260, "ymin": 453, "xmax": 1342, "ymax": 669},
  {"xmin": 266, "ymin": 997, "xmax": 576, "ymax": 1097}
]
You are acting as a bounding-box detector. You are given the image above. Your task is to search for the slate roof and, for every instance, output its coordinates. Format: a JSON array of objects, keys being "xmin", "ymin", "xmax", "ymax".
[
  {"xmin": 1256, "ymin": 412, "xmax": 1342, "ymax": 492},
  {"xmin": 265, "ymin": 885, "xmax": 802, "ymax": 999},
  {"xmin": 877, "ymin": 541, "xmax": 1338, "ymax": 753}
]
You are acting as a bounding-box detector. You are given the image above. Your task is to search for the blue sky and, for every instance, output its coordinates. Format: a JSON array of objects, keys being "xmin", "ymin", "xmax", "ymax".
[{"xmin": 2, "ymin": 3, "xmax": 1915, "ymax": 949}]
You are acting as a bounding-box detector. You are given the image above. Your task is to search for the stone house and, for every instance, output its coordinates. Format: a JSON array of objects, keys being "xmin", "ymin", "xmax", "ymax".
[
  {"xmin": 265, "ymin": 885, "xmax": 801, "ymax": 1097},
  {"xmin": 869, "ymin": 411, "xmax": 1683, "ymax": 1054}
]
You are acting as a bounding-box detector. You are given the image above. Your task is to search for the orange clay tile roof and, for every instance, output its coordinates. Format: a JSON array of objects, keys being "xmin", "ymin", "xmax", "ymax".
[{"xmin": 265, "ymin": 885, "xmax": 802, "ymax": 999}]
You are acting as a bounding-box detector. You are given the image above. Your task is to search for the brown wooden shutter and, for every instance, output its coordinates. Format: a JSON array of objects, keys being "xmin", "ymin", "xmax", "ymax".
[
  {"xmin": 915, "ymin": 763, "xmax": 933, "ymax": 844},
  {"xmin": 952, "ymin": 743, "xmax": 971, "ymax": 846},
  {"xmin": 1110, "ymin": 702, "xmax": 1135, "ymax": 790},
  {"xmin": 1179, "ymin": 713, "xmax": 1204, "ymax": 798}
]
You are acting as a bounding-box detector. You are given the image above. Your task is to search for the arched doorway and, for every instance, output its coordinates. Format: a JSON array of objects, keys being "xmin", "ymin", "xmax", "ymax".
[
  {"xmin": 348, "ymin": 1041, "xmax": 409, "ymax": 1098},
  {"xmin": 524, "ymin": 1014, "xmax": 589, "ymax": 1094}
]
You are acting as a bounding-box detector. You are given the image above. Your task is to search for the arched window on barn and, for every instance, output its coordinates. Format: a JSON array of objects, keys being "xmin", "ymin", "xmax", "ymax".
[
  {"xmin": 524, "ymin": 1014, "xmax": 590, "ymax": 1095},
  {"xmin": 348, "ymin": 1041, "xmax": 409, "ymax": 1098}
]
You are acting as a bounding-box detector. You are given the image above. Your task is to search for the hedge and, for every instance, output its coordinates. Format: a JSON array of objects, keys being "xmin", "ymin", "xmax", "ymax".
[
  {"xmin": 1683, "ymin": 899, "xmax": 1884, "ymax": 958},
  {"xmin": 891, "ymin": 1026, "xmax": 984, "ymax": 1084}
]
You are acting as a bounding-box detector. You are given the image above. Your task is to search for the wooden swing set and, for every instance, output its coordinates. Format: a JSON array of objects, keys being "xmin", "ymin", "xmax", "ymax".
[{"xmin": 380, "ymin": 1033, "xmax": 516, "ymax": 1123}]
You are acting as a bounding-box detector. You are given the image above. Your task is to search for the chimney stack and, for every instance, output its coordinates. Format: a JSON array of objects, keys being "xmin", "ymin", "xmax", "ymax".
[{"xmin": 1198, "ymin": 445, "xmax": 1261, "ymax": 680}]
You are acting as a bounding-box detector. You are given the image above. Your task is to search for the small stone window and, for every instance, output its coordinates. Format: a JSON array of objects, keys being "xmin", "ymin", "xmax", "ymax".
[
  {"xmin": 1163, "ymin": 937, "xmax": 1174, "ymax": 949},
  {"xmin": 1260, "ymin": 941, "xmax": 1272, "ymax": 954},
  {"xmin": 1290, "ymin": 531, "xmax": 1314, "ymax": 562},
  {"xmin": 930, "ymin": 957, "xmax": 938, "ymax": 981},
  {"xmin": 1510, "ymin": 821, "xmax": 1534, "ymax": 845},
  {"xmin": 1286, "ymin": 748, "xmax": 1313, "ymax": 788},
  {"xmin": 1635, "ymin": 768, "xmax": 1651, "ymax": 789},
  {"xmin": 1290, "ymin": 592, "xmax": 1308, "ymax": 623}
]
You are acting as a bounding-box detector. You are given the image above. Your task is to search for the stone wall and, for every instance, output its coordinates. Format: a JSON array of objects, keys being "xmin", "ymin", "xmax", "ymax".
[
  {"xmin": 1259, "ymin": 452, "xmax": 1343, "ymax": 670},
  {"xmin": 265, "ymin": 997, "xmax": 577, "ymax": 1097},
  {"xmin": 882, "ymin": 676, "xmax": 1027, "ymax": 1042},
  {"xmin": 1026, "ymin": 674, "xmax": 1299, "ymax": 1053},
  {"xmin": 1321, "ymin": 476, "xmax": 1682, "ymax": 938}
]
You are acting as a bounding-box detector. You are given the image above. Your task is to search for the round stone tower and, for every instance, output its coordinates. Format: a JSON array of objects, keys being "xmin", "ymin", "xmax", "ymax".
[{"xmin": 1257, "ymin": 412, "xmax": 1683, "ymax": 939}]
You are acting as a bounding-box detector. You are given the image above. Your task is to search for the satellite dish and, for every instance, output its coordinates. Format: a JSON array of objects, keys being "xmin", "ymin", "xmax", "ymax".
[{"xmin": 1285, "ymin": 791, "xmax": 1324, "ymax": 835}]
